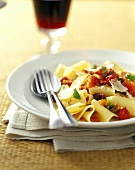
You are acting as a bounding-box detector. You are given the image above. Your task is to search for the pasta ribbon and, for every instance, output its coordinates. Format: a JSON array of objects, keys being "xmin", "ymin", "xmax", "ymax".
[
  {"xmin": 70, "ymin": 89, "xmax": 88, "ymax": 105},
  {"xmin": 82, "ymin": 105, "xmax": 95, "ymax": 122},
  {"xmin": 91, "ymin": 99, "xmax": 118, "ymax": 122},
  {"xmin": 71, "ymin": 60, "xmax": 91, "ymax": 71},
  {"xmin": 63, "ymin": 67, "xmax": 77, "ymax": 80},
  {"xmin": 103, "ymin": 61, "xmax": 125, "ymax": 74},
  {"xmin": 89, "ymin": 86, "xmax": 115, "ymax": 97},
  {"xmin": 66, "ymin": 103, "xmax": 85, "ymax": 115},
  {"xmin": 55, "ymin": 64, "xmax": 67, "ymax": 78}
]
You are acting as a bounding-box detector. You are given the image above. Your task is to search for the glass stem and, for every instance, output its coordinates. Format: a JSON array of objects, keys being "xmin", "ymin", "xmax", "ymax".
[
  {"xmin": 40, "ymin": 36, "xmax": 61, "ymax": 54},
  {"xmin": 47, "ymin": 36, "xmax": 61, "ymax": 54}
]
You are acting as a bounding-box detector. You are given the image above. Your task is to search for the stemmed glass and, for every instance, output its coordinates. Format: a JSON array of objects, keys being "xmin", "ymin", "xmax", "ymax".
[{"xmin": 32, "ymin": 0, "xmax": 72, "ymax": 54}]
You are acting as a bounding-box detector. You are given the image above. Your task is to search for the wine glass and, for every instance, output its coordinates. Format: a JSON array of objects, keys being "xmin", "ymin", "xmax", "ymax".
[{"xmin": 32, "ymin": 0, "xmax": 72, "ymax": 54}]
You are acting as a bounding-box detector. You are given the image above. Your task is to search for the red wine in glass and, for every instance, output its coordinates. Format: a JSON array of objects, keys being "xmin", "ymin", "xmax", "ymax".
[
  {"xmin": 32, "ymin": 0, "xmax": 72, "ymax": 53},
  {"xmin": 33, "ymin": 0, "xmax": 71, "ymax": 30}
]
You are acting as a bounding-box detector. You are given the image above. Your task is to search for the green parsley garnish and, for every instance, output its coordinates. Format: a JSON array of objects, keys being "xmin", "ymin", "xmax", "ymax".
[
  {"xmin": 118, "ymin": 77, "xmax": 122, "ymax": 82},
  {"xmin": 126, "ymin": 74, "xmax": 135, "ymax": 81},
  {"xmin": 73, "ymin": 88, "xmax": 81, "ymax": 99},
  {"xmin": 101, "ymin": 66, "xmax": 107, "ymax": 77},
  {"xmin": 105, "ymin": 101, "xmax": 114, "ymax": 110},
  {"xmin": 93, "ymin": 64, "xmax": 97, "ymax": 69}
]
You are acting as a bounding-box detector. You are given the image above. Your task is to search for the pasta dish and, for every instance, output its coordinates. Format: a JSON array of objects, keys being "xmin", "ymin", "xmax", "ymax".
[{"xmin": 54, "ymin": 60, "xmax": 135, "ymax": 122}]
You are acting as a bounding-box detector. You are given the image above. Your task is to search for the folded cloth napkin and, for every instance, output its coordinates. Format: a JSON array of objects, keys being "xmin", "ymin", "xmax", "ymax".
[{"xmin": 3, "ymin": 103, "xmax": 135, "ymax": 152}]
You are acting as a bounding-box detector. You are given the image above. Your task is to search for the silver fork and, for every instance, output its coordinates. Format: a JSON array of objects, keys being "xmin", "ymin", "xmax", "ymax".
[
  {"xmin": 33, "ymin": 68, "xmax": 64, "ymax": 129},
  {"xmin": 33, "ymin": 67, "xmax": 78, "ymax": 129},
  {"xmin": 42, "ymin": 67, "xmax": 78, "ymax": 127}
]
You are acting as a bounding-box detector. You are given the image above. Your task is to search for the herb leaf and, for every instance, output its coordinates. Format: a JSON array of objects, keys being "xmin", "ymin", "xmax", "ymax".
[
  {"xmin": 126, "ymin": 74, "xmax": 135, "ymax": 81},
  {"xmin": 73, "ymin": 88, "xmax": 81, "ymax": 99},
  {"xmin": 101, "ymin": 66, "xmax": 107, "ymax": 77},
  {"xmin": 105, "ymin": 101, "xmax": 114, "ymax": 110},
  {"xmin": 93, "ymin": 64, "xmax": 97, "ymax": 69}
]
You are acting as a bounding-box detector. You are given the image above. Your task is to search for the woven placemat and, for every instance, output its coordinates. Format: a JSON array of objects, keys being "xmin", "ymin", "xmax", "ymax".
[{"xmin": 1, "ymin": 0, "xmax": 135, "ymax": 169}]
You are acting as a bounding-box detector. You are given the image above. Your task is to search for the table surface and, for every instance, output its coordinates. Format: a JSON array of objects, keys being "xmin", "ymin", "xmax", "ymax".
[{"xmin": 1, "ymin": 0, "xmax": 135, "ymax": 169}]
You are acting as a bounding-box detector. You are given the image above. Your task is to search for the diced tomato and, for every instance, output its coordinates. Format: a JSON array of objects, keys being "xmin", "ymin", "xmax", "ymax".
[
  {"xmin": 96, "ymin": 68, "xmax": 108, "ymax": 78},
  {"xmin": 98, "ymin": 99, "xmax": 107, "ymax": 106},
  {"xmin": 87, "ymin": 75, "xmax": 100, "ymax": 88},
  {"xmin": 99, "ymin": 75, "xmax": 117, "ymax": 86},
  {"xmin": 90, "ymin": 114, "xmax": 100, "ymax": 122},
  {"xmin": 118, "ymin": 107, "xmax": 130, "ymax": 120},
  {"xmin": 122, "ymin": 79, "xmax": 135, "ymax": 97},
  {"xmin": 95, "ymin": 69, "xmax": 104, "ymax": 77},
  {"xmin": 64, "ymin": 80, "xmax": 73, "ymax": 87},
  {"xmin": 60, "ymin": 76, "xmax": 68, "ymax": 81},
  {"xmin": 99, "ymin": 78, "xmax": 107, "ymax": 85},
  {"xmin": 95, "ymin": 67, "xmax": 111, "ymax": 78},
  {"xmin": 60, "ymin": 77, "xmax": 68, "ymax": 83},
  {"xmin": 60, "ymin": 77, "xmax": 73, "ymax": 86}
]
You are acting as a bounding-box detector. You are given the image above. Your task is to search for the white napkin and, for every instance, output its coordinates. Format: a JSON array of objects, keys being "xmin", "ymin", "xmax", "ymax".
[{"xmin": 3, "ymin": 103, "xmax": 135, "ymax": 152}]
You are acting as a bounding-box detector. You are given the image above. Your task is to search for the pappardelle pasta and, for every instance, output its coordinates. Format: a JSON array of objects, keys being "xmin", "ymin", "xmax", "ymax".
[{"xmin": 54, "ymin": 60, "xmax": 135, "ymax": 122}]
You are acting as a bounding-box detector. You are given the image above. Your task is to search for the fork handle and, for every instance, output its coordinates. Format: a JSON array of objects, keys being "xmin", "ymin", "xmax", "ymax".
[
  {"xmin": 46, "ymin": 92, "xmax": 64, "ymax": 129},
  {"xmin": 50, "ymin": 91, "xmax": 78, "ymax": 127}
]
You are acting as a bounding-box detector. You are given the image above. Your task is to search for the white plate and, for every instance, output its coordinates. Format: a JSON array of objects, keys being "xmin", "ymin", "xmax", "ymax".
[{"xmin": 6, "ymin": 49, "xmax": 135, "ymax": 128}]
